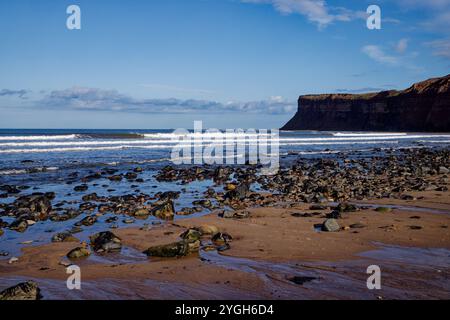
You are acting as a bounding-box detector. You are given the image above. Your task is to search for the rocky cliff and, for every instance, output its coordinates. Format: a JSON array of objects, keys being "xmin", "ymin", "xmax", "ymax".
[{"xmin": 281, "ymin": 74, "xmax": 450, "ymax": 132}]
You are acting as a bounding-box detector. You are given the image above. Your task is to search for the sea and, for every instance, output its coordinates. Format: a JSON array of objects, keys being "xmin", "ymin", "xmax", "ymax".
[
  {"xmin": 0, "ymin": 129, "xmax": 449, "ymax": 258},
  {"xmin": 1, "ymin": 129, "xmax": 450, "ymax": 176}
]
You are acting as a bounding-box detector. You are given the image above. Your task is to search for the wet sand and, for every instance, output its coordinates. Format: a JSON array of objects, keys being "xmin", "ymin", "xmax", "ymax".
[{"xmin": 1, "ymin": 190, "xmax": 449, "ymax": 300}]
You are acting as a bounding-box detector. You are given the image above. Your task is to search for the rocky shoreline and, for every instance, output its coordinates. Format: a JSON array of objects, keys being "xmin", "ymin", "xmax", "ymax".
[{"xmin": 0, "ymin": 147, "xmax": 449, "ymax": 300}]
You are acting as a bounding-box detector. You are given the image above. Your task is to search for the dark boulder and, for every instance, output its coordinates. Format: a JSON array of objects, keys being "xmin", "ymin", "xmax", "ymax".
[
  {"xmin": 150, "ymin": 201, "xmax": 175, "ymax": 220},
  {"xmin": 74, "ymin": 185, "xmax": 88, "ymax": 192},
  {"xmin": 143, "ymin": 240, "xmax": 200, "ymax": 257},
  {"xmin": 225, "ymin": 183, "xmax": 250, "ymax": 201},
  {"xmin": 0, "ymin": 281, "xmax": 42, "ymax": 300},
  {"xmin": 89, "ymin": 231, "xmax": 122, "ymax": 253},
  {"xmin": 51, "ymin": 232, "xmax": 79, "ymax": 243},
  {"xmin": 67, "ymin": 247, "xmax": 91, "ymax": 259}
]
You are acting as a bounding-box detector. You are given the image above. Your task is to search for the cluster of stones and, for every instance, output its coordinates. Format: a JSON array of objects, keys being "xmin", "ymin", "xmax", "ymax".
[{"xmin": 257, "ymin": 148, "xmax": 450, "ymax": 204}]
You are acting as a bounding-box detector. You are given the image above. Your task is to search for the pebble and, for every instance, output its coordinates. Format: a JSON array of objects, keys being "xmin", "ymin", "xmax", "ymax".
[
  {"xmin": 8, "ymin": 257, "xmax": 19, "ymax": 264},
  {"xmin": 322, "ymin": 219, "xmax": 340, "ymax": 232}
]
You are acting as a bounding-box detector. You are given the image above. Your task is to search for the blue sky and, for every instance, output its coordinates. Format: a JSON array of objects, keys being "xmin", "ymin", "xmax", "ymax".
[{"xmin": 0, "ymin": 0, "xmax": 449, "ymax": 129}]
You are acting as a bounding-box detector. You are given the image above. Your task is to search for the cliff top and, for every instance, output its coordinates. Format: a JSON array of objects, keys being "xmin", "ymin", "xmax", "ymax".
[{"xmin": 300, "ymin": 74, "xmax": 450, "ymax": 101}]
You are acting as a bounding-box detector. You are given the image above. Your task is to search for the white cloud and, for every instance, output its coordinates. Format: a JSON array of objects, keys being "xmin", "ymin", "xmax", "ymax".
[
  {"xmin": 241, "ymin": 0, "xmax": 363, "ymax": 28},
  {"xmin": 362, "ymin": 45, "xmax": 399, "ymax": 65},
  {"xmin": 36, "ymin": 87, "xmax": 296, "ymax": 115},
  {"xmin": 362, "ymin": 44, "xmax": 425, "ymax": 72}
]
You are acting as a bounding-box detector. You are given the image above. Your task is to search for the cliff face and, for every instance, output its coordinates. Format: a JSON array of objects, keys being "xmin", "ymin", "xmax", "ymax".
[{"xmin": 281, "ymin": 74, "xmax": 450, "ymax": 132}]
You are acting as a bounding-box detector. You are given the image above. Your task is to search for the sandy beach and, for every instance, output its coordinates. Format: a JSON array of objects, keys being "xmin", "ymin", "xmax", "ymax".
[{"xmin": 1, "ymin": 166, "xmax": 449, "ymax": 299}]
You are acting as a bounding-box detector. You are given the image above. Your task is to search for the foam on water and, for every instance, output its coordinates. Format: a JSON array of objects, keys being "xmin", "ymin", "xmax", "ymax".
[
  {"xmin": 1, "ymin": 134, "xmax": 449, "ymax": 149},
  {"xmin": 0, "ymin": 130, "xmax": 448, "ymax": 178},
  {"xmin": 0, "ymin": 134, "xmax": 77, "ymax": 141},
  {"xmin": 333, "ymin": 132, "xmax": 407, "ymax": 137}
]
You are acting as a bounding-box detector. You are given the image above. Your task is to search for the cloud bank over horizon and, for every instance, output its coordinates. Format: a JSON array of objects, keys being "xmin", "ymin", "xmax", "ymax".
[{"xmin": 6, "ymin": 87, "xmax": 297, "ymax": 115}]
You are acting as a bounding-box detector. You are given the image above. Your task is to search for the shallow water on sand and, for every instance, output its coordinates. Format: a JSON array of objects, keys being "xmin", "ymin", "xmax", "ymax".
[{"xmin": 0, "ymin": 244, "xmax": 448, "ymax": 299}]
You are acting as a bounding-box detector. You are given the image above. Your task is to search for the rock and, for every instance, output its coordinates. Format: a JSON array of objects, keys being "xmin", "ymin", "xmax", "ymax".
[
  {"xmin": 219, "ymin": 210, "xmax": 236, "ymax": 219},
  {"xmin": 143, "ymin": 240, "xmax": 200, "ymax": 257},
  {"xmin": 13, "ymin": 193, "xmax": 52, "ymax": 220},
  {"xmin": 177, "ymin": 207, "xmax": 196, "ymax": 216},
  {"xmin": 122, "ymin": 218, "xmax": 135, "ymax": 224},
  {"xmin": 157, "ymin": 191, "xmax": 181, "ymax": 202},
  {"xmin": 0, "ymin": 281, "xmax": 42, "ymax": 300},
  {"xmin": 225, "ymin": 183, "xmax": 237, "ymax": 191},
  {"xmin": 108, "ymin": 175, "xmax": 123, "ymax": 182},
  {"xmin": 82, "ymin": 193, "xmax": 98, "ymax": 202},
  {"xmin": 439, "ymin": 166, "xmax": 449, "ymax": 174},
  {"xmin": 8, "ymin": 257, "xmax": 19, "ymax": 264},
  {"xmin": 74, "ymin": 185, "xmax": 88, "ymax": 192},
  {"xmin": 150, "ymin": 201, "xmax": 175, "ymax": 220},
  {"xmin": 133, "ymin": 208, "xmax": 150, "ymax": 217},
  {"xmin": 0, "ymin": 185, "xmax": 21, "ymax": 194},
  {"xmin": 82, "ymin": 172, "xmax": 102, "ymax": 182},
  {"xmin": 0, "ymin": 219, "xmax": 7, "ymax": 228},
  {"xmin": 79, "ymin": 202, "xmax": 97, "ymax": 211},
  {"xmin": 69, "ymin": 226, "xmax": 83, "ymax": 234},
  {"xmin": 234, "ymin": 211, "xmax": 250, "ymax": 219},
  {"xmin": 44, "ymin": 192, "xmax": 56, "ymax": 200},
  {"xmin": 125, "ymin": 172, "xmax": 138, "ymax": 180},
  {"xmin": 105, "ymin": 216, "xmax": 118, "ymax": 223},
  {"xmin": 180, "ymin": 229, "xmax": 201, "ymax": 241},
  {"xmin": 196, "ymin": 225, "xmax": 219, "ymax": 235},
  {"xmin": 192, "ymin": 199, "xmax": 212, "ymax": 208},
  {"xmin": 67, "ymin": 247, "xmax": 91, "ymax": 260},
  {"xmin": 76, "ymin": 215, "xmax": 97, "ymax": 227},
  {"xmin": 322, "ymin": 219, "xmax": 340, "ymax": 232},
  {"xmin": 51, "ymin": 232, "xmax": 79, "ymax": 243},
  {"xmin": 225, "ymin": 183, "xmax": 250, "ymax": 201},
  {"xmin": 336, "ymin": 203, "xmax": 358, "ymax": 212},
  {"xmin": 326, "ymin": 211, "xmax": 342, "ymax": 219},
  {"xmin": 0, "ymin": 229, "xmax": 3, "ymax": 237},
  {"xmin": 212, "ymin": 232, "xmax": 233, "ymax": 244},
  {"xmin": 9, "ymin": 219, "xmax": 28, "ymax": 233},
  {"xmin": 89, "ymin": 231, "xmax": 122, "ymax": 253},
  {"xmin": 49, "ymin": 209, "xmax": 80, "ymax": 222},
  {"xmin": 220, "ymin": 210, "xmax": 250, "ymax": 219}
]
